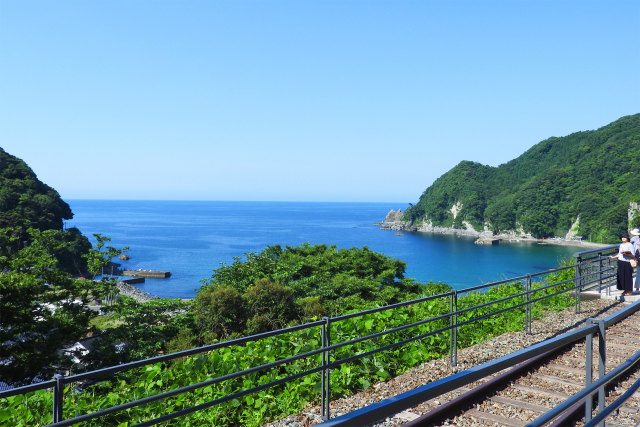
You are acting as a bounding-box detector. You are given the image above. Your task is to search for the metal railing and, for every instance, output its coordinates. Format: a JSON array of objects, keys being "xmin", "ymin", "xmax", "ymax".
[
  {"xmin": 575, "ymin": 244, "xmax": 619, "ymax": 296},
  {"xmin": 0, "ymin": 244, "xmax": 625, "ymax": 426}
]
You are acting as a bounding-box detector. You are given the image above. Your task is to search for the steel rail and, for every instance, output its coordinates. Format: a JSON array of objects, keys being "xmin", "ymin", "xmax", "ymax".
[
  {"xmin": 402, "ymin": 348, "xmax": 563, "ymax": 426},
  {"xmin": 318, "ymin": 324, "xmax": 598, "ymax": 426}
]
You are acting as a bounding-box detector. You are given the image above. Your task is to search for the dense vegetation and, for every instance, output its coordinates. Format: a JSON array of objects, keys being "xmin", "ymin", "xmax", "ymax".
[
  {"xmin": 0, "ymin": 147, "xmax": 118, "ymax": 384},
  {"xmin": 403, "ymin": 114, "xmax": 640, "ymax": 241},
  {"xmin": 0, "ymin": 230, "xmax": 126, "ymax": 385},
  {"xmin": 0, "ymin": 148, "xmax": 73, "ymax": 231},
  {"xmin": 1, "ymin": 259, "xmax": 580, "ymax": 426},
  {"xmin": 0, "ymin": 147, "xmax": 90, "ymax": 275},
  {"xmin": 194, "ymin": 243, "xmax": 429, "ymax": 339}
]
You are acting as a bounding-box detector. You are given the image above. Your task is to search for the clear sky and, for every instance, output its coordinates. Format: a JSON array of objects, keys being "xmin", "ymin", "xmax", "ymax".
[{"xmin": 1, "ymin": 1, "xmax": 638, "ymax": 203}]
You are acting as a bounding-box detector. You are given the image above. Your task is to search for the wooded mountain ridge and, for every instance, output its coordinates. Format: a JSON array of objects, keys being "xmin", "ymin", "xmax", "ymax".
[{"xmin": 403, "ymin": 114, "xmax": 640, "ymax": 242}]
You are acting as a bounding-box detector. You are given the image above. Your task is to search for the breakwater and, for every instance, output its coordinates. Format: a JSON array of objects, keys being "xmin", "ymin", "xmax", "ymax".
[
  {"xmin": 116, "ymin": 281, "xmax": 155, "ymax": 302},
  {"xmin": 122, "ymin": 270, "xmax": 171, "ymax": 279}
]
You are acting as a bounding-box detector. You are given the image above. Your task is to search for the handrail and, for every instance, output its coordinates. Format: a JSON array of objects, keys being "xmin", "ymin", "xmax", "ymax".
[
  {"xmin": 0, "ymin": 244, "xmax": 624, "ymax": 426},
  {"xmin": 332, "ymin": 291, "xmax": 453, "ymax": 322},
  {"xmin": 66, "ymin": 318, "xmax": 326, "ymax": 383},
  {"xmin": 573, "ymin": 244, "xmax": 618, "ymax": 257}
]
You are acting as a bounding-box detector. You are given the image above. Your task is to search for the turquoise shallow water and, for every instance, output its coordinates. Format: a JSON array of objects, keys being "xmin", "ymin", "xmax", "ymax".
[{"xmin": 66, "ymin": 200, "xmax": 580, "ymax": 299}]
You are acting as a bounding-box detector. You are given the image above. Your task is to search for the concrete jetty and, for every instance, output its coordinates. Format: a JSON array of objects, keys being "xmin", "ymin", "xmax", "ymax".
[{"xmin": 122, "ymin": 269, "xmax": 171, "ymax": 279}]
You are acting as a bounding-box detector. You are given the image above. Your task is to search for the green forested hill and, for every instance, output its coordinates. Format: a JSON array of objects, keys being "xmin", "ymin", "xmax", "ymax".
[
  {"xmin": 0, "ymin": 147, "xmax": 73, "ymax": 230},
  {"xmin": 0, "ymin": 147, "xmax": 91, "ymax": 274},
  {"xmin": 403, "ymin": 114, "xmax": 640, "ymax": 242}
]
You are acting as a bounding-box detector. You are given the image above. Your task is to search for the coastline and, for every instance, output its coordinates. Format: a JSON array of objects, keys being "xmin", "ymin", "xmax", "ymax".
[
  {"xmin": 492, "ymin": 236, "xmax": 610, "ymax": 250},
  {"xmin": 376, "ymin": 220, "xmax": 612, "ymax": 250}
]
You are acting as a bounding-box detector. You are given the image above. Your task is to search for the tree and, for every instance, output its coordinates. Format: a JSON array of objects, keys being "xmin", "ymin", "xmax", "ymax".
[
  {"xmin": 0, "ymin": 228, "xmax": 109, "ymax": 385},
  {"xmin": 193, "ymin": 286, "xmax": 247, "ymax": 340},
  {"xmin": 0, "ymin": 147, "xmax": 73, "ymax": 231},
  {"xmin": 245, "ymin": 279, "xmax": 298, "ymax": 334},
  {"xmin": 83, "ymin": 233, "xmax": 129, "ymax": 300},
  {"xmin": 84, "ymin": 233, "xmax": 129, "ymax": 279},
  {"xmin": 196, "ymin": 244, "xmax": 423, "ymax": 336},
  {"xmin": 201, "ymin": 244, "xmax": 418, "ymax": 305}
]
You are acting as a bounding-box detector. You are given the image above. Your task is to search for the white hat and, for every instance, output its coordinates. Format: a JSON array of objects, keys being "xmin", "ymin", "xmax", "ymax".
[{"xmin": 631, "ymin": 228, "xmax": 640, "ymax": 236}]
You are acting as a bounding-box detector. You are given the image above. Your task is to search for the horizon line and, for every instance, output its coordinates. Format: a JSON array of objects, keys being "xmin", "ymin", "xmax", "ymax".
[{"xmin": 63, "ymin": 198, "xmax": 413, "ymax": 205}]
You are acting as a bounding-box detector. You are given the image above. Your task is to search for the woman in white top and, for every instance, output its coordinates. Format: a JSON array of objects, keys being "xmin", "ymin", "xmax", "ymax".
[{"xmin": 609, "ymin": 234, "xmax": 636, "ymax": 296}]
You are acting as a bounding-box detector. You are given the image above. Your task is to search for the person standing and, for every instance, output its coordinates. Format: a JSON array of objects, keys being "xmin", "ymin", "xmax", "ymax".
[
  {"xmin": 630, "ymin": 228, "xmax": 640, "ymax": 257},
  {"xmin": 610, "ymin": 234, "xmax": 636, "ymax": 296},
  {"xmin": 631, "ymin": 228, "xmax": 640, "ymax": 291}
]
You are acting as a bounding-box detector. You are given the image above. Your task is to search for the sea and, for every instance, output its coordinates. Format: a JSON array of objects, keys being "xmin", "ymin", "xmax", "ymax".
[{"xmin": 65, "ymin": 200, "xmax": 582, "ymax": 299}]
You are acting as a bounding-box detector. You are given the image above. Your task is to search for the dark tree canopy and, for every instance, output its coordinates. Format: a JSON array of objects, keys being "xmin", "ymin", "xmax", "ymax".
[
  {"xmin": 0, "ymin": 147, "xmax": 90, "ymax": 274},
  {"xmin": 0, "ymin": 147, "xmax": 73, "ymax": 231},
  {"xmin": 193, "ymin": 243, "xmax": 435, "ymax": 340}
]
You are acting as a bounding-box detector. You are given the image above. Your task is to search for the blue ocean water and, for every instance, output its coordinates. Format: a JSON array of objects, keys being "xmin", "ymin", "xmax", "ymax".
[{"xmin": 65, "ymin": 200, "xmax": 580, "ymax": 299}]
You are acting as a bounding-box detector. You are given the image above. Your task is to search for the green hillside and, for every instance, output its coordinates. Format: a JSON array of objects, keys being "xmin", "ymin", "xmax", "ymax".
[
  {"xmin": 0, "ymin": 147, "xmax": 73, "ymax": 230},
  {"xmin": 403, "ymin": 114, "xmax": 640, "ymax": 242},
  {"xmin": 0, "ymin": 147, "xmax": 90, "ymax": 274}
]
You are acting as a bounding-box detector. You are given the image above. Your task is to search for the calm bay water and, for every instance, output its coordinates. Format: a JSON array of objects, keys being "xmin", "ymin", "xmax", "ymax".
[{"xmin": 65, "ymin": 200, "xmax": 580, "ymax": 299}]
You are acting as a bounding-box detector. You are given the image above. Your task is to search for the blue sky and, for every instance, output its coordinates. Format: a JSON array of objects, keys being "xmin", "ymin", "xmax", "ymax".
[{"xmin": 1, "ymin": 1, "xmax": 638, "ymax": 203}]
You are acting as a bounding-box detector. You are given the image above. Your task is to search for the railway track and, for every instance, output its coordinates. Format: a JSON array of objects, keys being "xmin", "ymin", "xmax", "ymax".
[{"xmin": 400, "ymin": 310, "xmax": 640, "ymax": 426}]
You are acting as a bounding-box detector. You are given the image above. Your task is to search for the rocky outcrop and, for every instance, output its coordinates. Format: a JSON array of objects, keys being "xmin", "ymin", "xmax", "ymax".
[
  {"xmin": 565, "ymin": 216, "xmax": 580, "ymax": 240},
  {"xmin": 378, "ymin": 209, "xmax": 482, "ymax": 235},
  {"xmin": 384, "ymin": 209, "xmax": 404, "ymax": 222},
  {"xmin": 629, "ymin": 202, "xmax": 640, "ymax": 225},
  {"xmin": 378, "ymin": 209, "xmax": 539, "ymax": 244},
  {"xmin": 378, "ymin": 209, "xmax": 417, "ymax": 231},
  {"xmin": 415, "ymin": 221, "xmax": 481, "ymax": 237},
  {"xmin": 450, "ymin": 202, "xmax": 463, "ymax": 220},
  {"xmin": 474, "ymin": 232, "xmax": 501, "ymax": 245}
]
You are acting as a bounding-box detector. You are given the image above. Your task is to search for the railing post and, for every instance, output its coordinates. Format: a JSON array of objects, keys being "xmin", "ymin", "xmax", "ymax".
[
  {"xmin": 606, "ymin": 255, "xmax": 613, "ymax": 297},
  {"xmin": 321, "ymin": 316, "xmax": 331, "ymax": 420},
  {"xmin": 596, "ymin": 318, "xmax": 606, "ymax": 418},
  {"xmin": 525, "ymin": 274, "xmax": 532, "ymax": 335},
  {"xmin": 597, "ymin": 252, "xmax": 603, "ymax": 291},
  {"xmin": 53, "ymin": 373, "xmax": 64, "ymax": 423},
  {"xmin": 575, "ymin": 256, "xmax": 582, "ymax": 314},
  {"xmin": 585, "ymin": 318, "xmax": 594, "ymax": 422},
  {"xmin": 449, "ymin": 291, "xmax": 458, "ymax": 366}
]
